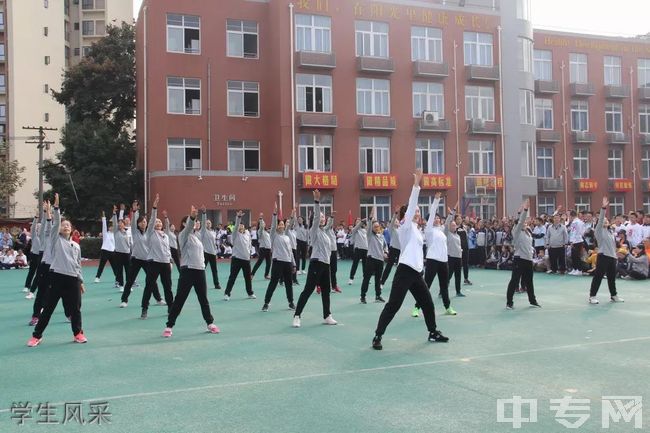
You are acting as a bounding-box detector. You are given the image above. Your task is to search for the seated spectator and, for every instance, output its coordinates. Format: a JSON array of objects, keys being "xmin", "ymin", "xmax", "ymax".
[
  {"xmin": 621, "ymin": 245, "xmax": 649, "ymax": 280},
  {"xmin": 484, "ymin": 246, "xmax": 500, "ymax": 269},
  {"xmin": 0, "ymin": 248, "xmax": 17, "ymax": 269},
  {"xmin": 14, "ymin": 249, "xmax": 28, "ymax": 268},
  {"xmin": 533, "ymin": 249, "xmax": 548, "ymax": 272},
  {"xmin": 616, "ymin": 247, "xmax": 629, "ymax": 277},
  {"xmin": 497, "ymin": 245, "xmax": 513, "ymax": 271},
  {"xmin": 222, "ymin": 243, "xmax": 233, "ymax": 259},
  {"xmin": 584, "ymin": 248, "xmax": 598, "ymax": 274}
]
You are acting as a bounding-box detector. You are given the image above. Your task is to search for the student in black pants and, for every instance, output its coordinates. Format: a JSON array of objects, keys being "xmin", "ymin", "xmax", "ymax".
[
  {"xmin": 360, "ymin": 206, "xmax": 386, "ymax": 303},
  {"xmin": 446, "ymin": 209, "xmax": 465, "ymax": 297},
  {"xmin": 455, "ymin": 215, "xmax": 472, "ymax": 285},
  {"xmin": 262, "ymin": 203, "xmax": 295, "ymax": 311},
  {"xmin": 252, "ymin": 215, "xmax": 272, "ymax": 279},
  {"xmin": 201, "ymin": 217, "xmax": 221, "ymax": 290},
  {"xmin": 224, "ymin": 210, "xmax": 255, "ymax": 300},
  {"xmin": 506, "ymin": 199, "xmax": 541, "ymax": 309},
  {"xmin": 163, "ymin": 211, "xmax": 181, "ymax": 272},
  {"xmin": 24, "ymin": 214, "xmax": 43, "ymax": 292},
  {"xmin": 589, "ymin": 197, "xmax": 624, "ymax": 305},
  {"xmin": 372, "ymin": 171, "xmax": 448, "ymax": 350},
  {"xmin": 295, "ymin": 216, "xmax": 309, "ymax": 275},
  {"xmin": 380, "ymin": 211, "xmax": 400, "ymax": 288},
  {"xmin": 348, "ymin": 218, "xmax": 368, "ymax": 284},
  {"xmin": 112, "ymin": 204, "xmax": 131, "ymax": 289},
  {"xmin": 163, "ymin": 206, "xmax": 220, "ymax": 338}
]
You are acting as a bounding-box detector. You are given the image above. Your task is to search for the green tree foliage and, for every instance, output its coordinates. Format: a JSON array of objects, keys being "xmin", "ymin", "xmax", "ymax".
[{"xmin": 0, "ymin": 159, "xmax": 26, "ymax": 199}]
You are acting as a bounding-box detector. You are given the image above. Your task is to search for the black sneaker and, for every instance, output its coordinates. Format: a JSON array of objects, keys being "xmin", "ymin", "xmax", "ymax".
[
  {"xmin": 140, "ymin": 309, "xmax": 147, "ymax": 320},
  {"xmin": 375, "ymin": 296, "xmax": 385, "ymax": 303},
  {"xmin": 530, "ymin": 302, "xmax": 542, "ymax": 308},
  {"xmin": 215, "ymin": 285, "xmax": 222, "ymax": 290},
  {"xmin": 456, "ymin": 292, "xmax": 466, "ymax": 297},
  {"xmin": 464, "ymin": 279, "xmax": 473, "ymax": 286},
  {"xmin": 372, "ymin": 335, "xmax": 383, "ymax": 350},
  {"xmin": 262, "ymin": 304, "xmax": 269, "ymax": 312},
  {"xmin": 506, "ymin": 304, "xmax": 514, "ymax": 310},
  {"xmin": 288, "ymin": 302, "xmax": 295, "ymax": 310},
  {"xmin": 428, "ymin": 330, "xmax": 449, "ymax": 343},
  {"xmin": 360, "ymin": 297, "xmax": 367, "ymax": 304}
]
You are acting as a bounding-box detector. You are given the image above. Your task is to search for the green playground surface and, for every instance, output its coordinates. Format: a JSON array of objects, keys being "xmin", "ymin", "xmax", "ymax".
[{"xmin": 0, "ymin": 261, "xmax": 649, "ymax": 433}]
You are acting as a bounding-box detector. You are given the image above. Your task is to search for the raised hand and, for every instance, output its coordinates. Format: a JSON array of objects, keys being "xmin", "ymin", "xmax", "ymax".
[
  {"xmin": 274, "ymin": 202, "xmax": 278, "ymax": 214},
  {"xmin": 454, "ymin": 200, "xmax": 459, "ymax": 211},
  {"xmin": 162, "ymin": 210, "xmax": 168, "ymax": 218},
  {"xmin": 602, "ymin": 196, "xmax": 609, "ymax": 208},
  {"xmin": 153, "ymin": 193, "xmax": 160, "ymax": 208},
  {"xmin": 313, "ymin": 189, "xmax": 321, "ymax": 201},
  {"xmin": 435, "ymin": 192, "xmax": 442, "ymax": 199},
  {"xmin": 119, "ymin": 203, "xmax": 125, "ymax": 211},
  {"xmin": 101, "ymin": 211, "xmax": 105, "ymax": 218},
  {"xmin": 237, "ymin": 210, "xmax": 244, "ymax": 217},
  {"xmin": 54, "ymin": 193, "xmax": 59, "ymax": 208},
  {"xmin": 524, "ymin": 198, "xmax": 530, "ymax": 210},
  {"xmin": 413, "ymin": 169, "xmax": 423, "ymax": 187},
  {"xmin": 200, "ymin": 204, "xmax": 206, "ymax": 213},
  {"xmin": 190, "ymin": 205, "xmax": 198, "ymax": 218},
  {"xmin": 113, "ymin": 204, "xmax": 117, "ymax": 214},
  {"xmin": 132, "ymin": 200, "xmax": 139, "ymax": 211}
]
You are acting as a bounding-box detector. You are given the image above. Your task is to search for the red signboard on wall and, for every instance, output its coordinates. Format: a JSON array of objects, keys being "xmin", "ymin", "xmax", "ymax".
[
  {"xmin": 472, "ymin": 175, "xmax": 504, "ymax": 190},
  {"xmin": 421, "ymin": 174, "xmax": 453, "ymax": 189},
  {"xmin": 611, "ymin": 179, "xmax": 633, "ymax": 192},
  {"xmin": 576, "ymin": 179, "xmax": 598, "ymax": 192},
  {"xmin": 362, "ymin": 174, "xmax": 398, "ymax": 189},
  {"xmin": 302, "ymin": 172, "xmax": 339, "ymax": 189}
]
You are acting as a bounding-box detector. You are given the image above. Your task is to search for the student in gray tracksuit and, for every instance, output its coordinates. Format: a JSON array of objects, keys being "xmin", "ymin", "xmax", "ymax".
[
  {"xmin": 445, "ymin": 205, "xmax": 464, "ymax": 297},
  {"xmin": 262, "ymin": 204, "xmax": 296, "ymax": 311},
  {"xmin": 24, "ymin": 212, "xmax": 43, "ymax": 291},
  {"xmin": 360, "ymin": 207, "xmax": 387, "ymax": 303},
  {"xmin": 292, "ymin": 190, "xmax": 337, "ymax": 328},
  {"xmin": 326, "ymin": 215, "xmax": 341, "ymax": 292},
  {"xmin": 201, "ymin": 216, "xmax": 221, "ymax": 290},
  {"xmin": 589, "ymin": 197, "xmax": 624, "ymax": 304},
  {"xmin": 27, "ymin": 206, "xmax": 48, "ymax": 298},
  {"xmin": 506, "ymin": 200, "xmax": 540, "ymax": 309},
  {"xmin": 349, "ymin": 218, "xmax": 368, "ymax": 283},
  {"xmin": 286, "ymin": 210, "xmax": 300, "ymax": 285},
  {"xmin": 29, "ymin": 202, "xmax": 54, "ymax": 325},
  {"xmin": 252, "ymin": 216, "xmax": 272, "ymax": 279},
  {"xmin": 163, "ymin": 206, "xmax": 219, "ymax": 337},
  {"xmin": 29, "ymin": 193, "xmax": 86, "ymax": 346},
  {"xmin": 224, "ymin": 211, "xmax": 255, "ymax": 299},
  {"xmin": 112, "ymin": 205, "xmax": 131, "ymax": 289},
  {"xmin": 295, "ymin": 217, "xmax": 309, "ymax": 274},
  {"xmin": 163, "ymin": 211, "xmax": 181, "ymax": 271},
  {"xmin": 380, "ymin": 211, "xmax": 400, "ymax": 286},
  {"xmin": 545, "ymin": 213, "xmax": 568, "ymax": 273}
]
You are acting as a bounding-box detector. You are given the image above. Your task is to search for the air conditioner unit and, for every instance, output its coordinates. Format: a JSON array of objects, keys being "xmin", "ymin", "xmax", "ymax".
[
  {"xmin": 422, "ymin": 111, "xmax": 440, "ymax": 127},
  {"xmin": 471, "ymin": 118, "xmax": 485, "ymax": 130}
]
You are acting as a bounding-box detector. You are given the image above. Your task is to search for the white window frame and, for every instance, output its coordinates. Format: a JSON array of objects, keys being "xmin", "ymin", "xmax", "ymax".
[
  {"xmin": 537, "ymin": 195, "xmax": 556, "ymax": 216},
  {"xmin": 355, "ymin": 20, "xmax": 389, "ymax": 58},
  {"xmin": 360, "ymin": 195, "xmax": 391, "ymax": 223},
  {"xmin": 299, "ymin": 194, "xmax": 333, "ymax": 221},
  {"xmin": 415, "ymin": 138, "xmax": 444, "ymax": 175},
  {"xmin": 297, "ymin": 74, "xmax": 332, "ymax": 113},
  {"xmin": 535, "ymin": 98, "xmax": 553, "ymax": 130},
  {"xmin": 536, "ymin": 146, "xmax": 554, "ymax": 179},
  {"xmin": 227, "ymin": 81, "xmax": 260, "ymax": 118},
  {"xmin": 644, "ymin": 194, "xmax": 650, "ymax": 214},
  {"xmin": 227, "ymin": 140, "xmax": 260, "ymax": 172},
  {"xmin": 418, "ymin": 195, "xmax": 446, "ymax": 219},
  {"xmin": 517, "ymin": 38, "xmax": 533, "ymax": 73},
  {"xmin": 465, "ymin": 86, "xmax": 494, "ymax": 121},
  {"xmin": 463, "ymin": 32, "xmax": 493, "ymax": 66},
  {"xmin": 468, "ymin": 140, "xmax": 495, "ymax": 175},
  {"xmin": 609, "ymin": 196, "xmax": 625, "ymax": 217},
  {"xmin": 639, "ymin": 59, "xmax": 650, "ymax": 89},
  {"xmin": 604, "ymin": 56, "xmax": 622, "ymax": 86},
  {"xmin": 295, "ymin": 14, "xmax": 332, "ymax": 53},
  {"xmin": 359, "ymin": 136, "xmax": 390, "ymax": 174},
  {"xmin": 299, "ymin": 134, "xmax": 332, "ymax": 173},
  {"xmin": 575, "ymin": 195, "xmax": 591, "ymax": 213},
  {"xmin": 641, "ymin": 148, "xmax": 650, "ymax": 180},
  {"xmin": 573, "ymin": 148, "xmax": 589, "ymax": 179},
  {"xmin": 411, "ymin": 26, "xmax": 442, "ymax": 63},
  {"xmin": 608, "ymin": 148, "xmax": 623, "ymax": 179},
  {"xmin": 569, "ymin": 53, "xmax": 588, "ymax": 84},
  {"xmin": 639, "ymin": 104, "xmax": 650, "ymax": 134},
  {"xmin": 412, "ymin": 82, "xmax": 444, "ymax": 118},
  {"xmin": 356, "ymin": 78, "xmax": 390, "ymax": 116},
  {"xmin": 521, "ymin": 141, "xmax": 536, "ymax": 177},
  {"xmin": 226, "ymin": 19, "xmax": 258, "ymax": 59},
  {"xmin": 519, "ymin": 89, "xmax": 535, "ymax": 125},
  {"xmin": 570, "ymin": 100, "xmax": 589, "ymax": 132},
  {"xmin": 166, "ymin": 14, "xmax": 201, "ymax": 54},
  {"xmin": 167, "ymin": 138, "xmax": 201, "ymax": 171},
  {"xmin": 167, "ymin": 77, "xmax": 201, "ymax": 115},
  {"xmin": 605, "ymin": 103, "xmax": 623, "ymax": 133}
]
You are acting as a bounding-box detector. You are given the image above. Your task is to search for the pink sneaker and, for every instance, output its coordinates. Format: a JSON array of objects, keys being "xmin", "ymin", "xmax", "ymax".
[
  {"xmin": 316, "ymin": 286, "xmax": 321, "ymax": 294},
  {"xmin": 27, "ymin": 336, "xmax": 42, "ymax": 347},
  {"xmin": 162, "ymin": 327, "xmax": 173, "ymax": 338},
  {"xmin": 333, "ymin": 286, "xmax": 342, "ymax": 293},
  {"xmin": 207, "ymin": 324, "xmax": 220, "ymax": 334},
  {"xmin": 73, "ymin": 332, "xmax": 87, "ymax": 344},
  {"xmin": 28, "ymin": 317, "xmax": 39, "ymax": 326}
]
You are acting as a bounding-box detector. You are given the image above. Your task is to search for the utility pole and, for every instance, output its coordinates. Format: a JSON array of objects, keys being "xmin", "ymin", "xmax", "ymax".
[{"xmin": 23, "ymin": 126, "xmax": 57, "ymax": 217}]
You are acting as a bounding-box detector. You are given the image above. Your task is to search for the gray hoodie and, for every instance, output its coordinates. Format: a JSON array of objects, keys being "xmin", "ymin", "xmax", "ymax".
[
  {"xmin": 147, "ymin": 208, "xmax": 171, "ymax": 264},
  {"xmin": 270, "ymin": 213, "xmax": 294, "ymax": 265},
  {"xmin": 232, "ymin": 214, "xmax": 252, "ymax": 261},
  {"xmin": 389, "ymin": 217, "xmax": 400, "ymax": 250},
  {"xmin": 326, "ymin": 218, "xmax": 338, "ymax": 252},
  {"xmin": 367, "ymin": 217, "xmax": 387, "ymax": 261},
  {"xmin": 49, "ymin": 207, "xmax": 83, "ymax": 281},
  {"xmin": 178, "ymin": 213, "xmax": 206, "ymax": 270},
  {"xmin": 31, "ymin": 215, "xmax": 42, "ymax": 253},
  {"xmin": 258, "ymin": 219, "xmax": 272, "ymax": 249},
  {"xmin": 594, "ymin": 209, "xmax": 616, "ymax": 259},
  {"xmin": 545, "ymin": 223, "xmax": 568, "ymax": 248},
  {"xmin": 351, "ymin": 220, "xmax": 368, "ymax": 250},
  {"xmin": 164, "ymin": 217, "xmax": 178, "ymax": 250},
  {"xmin": 445, "ymin": 211, "xmax": 462, "ymax": 259},
  {"xmin": 512, "ymin": 209, "xmax": 534, "ymax": 262},
  {"xmin": 131, "ymin": 210, "xmax": 152, "ymax": 261},
  {"xmin": 200, "ymin": 213, "xmax": 217, "ymax": 255},
  {"xmin": 286, "ymin": 216, "xmax": 298, "ymax": 250},
  {"xmin": 112, "ymin": 212, "xmax": 131, "ymax": 254},
  {"xmin": 309, "ymin": 201, "xmax": 332, "ymax": 264},
  {"xmin": 41, "ymin": 218, "xmax": 54, "ymax": 265},
  {"xmin": 627, "ymin": 253, "xmax": 649, "ymax": 276}
]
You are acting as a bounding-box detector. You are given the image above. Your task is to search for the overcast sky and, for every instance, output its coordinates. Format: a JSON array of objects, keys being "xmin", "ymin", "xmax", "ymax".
[{"xmin": 133, "ymin": 0, "xmax": 649, "ymax": 37}]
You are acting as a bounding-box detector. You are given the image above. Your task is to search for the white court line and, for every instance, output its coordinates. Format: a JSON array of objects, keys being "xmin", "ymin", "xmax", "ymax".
[{"xmin": 2, "ymin": 334, "xmax": 650, "ymax": 413}]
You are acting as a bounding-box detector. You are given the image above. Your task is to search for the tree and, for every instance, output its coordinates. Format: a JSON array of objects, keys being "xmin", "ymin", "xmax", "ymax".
[
  {"xmin": 0, "ymin": 159, "xmax": 26, "ymax": 199},
  {"xmin": 45, "ymin": 22, "xmax": 138, "ymax": 221}
]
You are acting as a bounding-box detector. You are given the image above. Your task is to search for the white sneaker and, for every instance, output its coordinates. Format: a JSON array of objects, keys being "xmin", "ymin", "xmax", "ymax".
[
  {"xmin": 546, "ymin": 270, "xmax": 553, "ymax": 274},
  {"xmin": 380, "ymin": 284, "xmax": 384, "ymax": 290},
  {"xmin": 156, "ymin": 300, "xmax": 166, "ymax": 306},
  {"xmin": 323, "ymin": 315, "xmax": 338, "ymax": 325},
  {"xmin": 25, "ymin": 292, "xmax": 34, "ymax": 300},
  {"xmin": 248, "ymin": 294, "xmax": 257, "ymax": 299},
  {"xmin": 119, "ymin": 302, "xmax": 128, "ymax": 308},
  {"xmin": 348, "ymin": 279, "xmax": 354, "ymax": 285},
  {"xmin": 589, "ymin": 297, "xmax": 599, "ymax": 304},
  {"xmin": 22, "ymin": 287, "xmax": 29, "ymax": 293},
  {"xmin": 292, "ymin": 316, "xmax": 301, "ymax": 328},
  {"xmin": 94, "ymin": 277, "xmax": 100, "ymax": 283},
  {"xmin": 224, "ymin": 295, "xmax": 230, "ymax": 301},
  {"xmin": 610, "ymin": 296, "xmax": 624, "ymax": 303},
  {"xmin": 118, "ymin": 286, "xmax": 124, "ymax": 292}
]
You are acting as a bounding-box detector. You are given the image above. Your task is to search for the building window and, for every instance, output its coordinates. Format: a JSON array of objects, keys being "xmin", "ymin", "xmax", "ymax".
[
  {"xmin": 640, "ymin": 104, "xmax": 650, "ymax": 134},
  {"xmin": 608, "ymin": 148, "xmax": 623, "ymax": 179},
  {"xmin": 411, "ymin": 26, "xmax": 442, "ymax": 63},
  {"xmin": 0, "ymin": 104, "xmax": 5, "ymax": 122},
  {"xmin": 468, "ymin": 141, "xmax": 495, "ymax": 175},
  {"xmin": 227, "ymin": 19, "xmax": 258, "ymax": 59},
  {"xmin": 573, "ymin": 148, "xmax": 589, "ymax": 179},
  {"xmin": 227, "ymin": 81, "xmax": 259, "ymax": 117},
  {"xmin": 299, "ymin": 134, "xmax": 332, "ymax": 172},
  {"xmin": 44, "ymin": 56, "xmax": 50, "ymax": 65},
  {"xmin": 412, "ymin": 82, "xmax": 444, "ymax": 118},
  {"xmin": 534, "ymin": 50, "xmax": 553, "ymax": 81},
  {"xmin": 295, "ymin": 14, "xmax": 331, "ymax": 53},
  {"xmin": 299, "ymin": 194, "xmax": 332, "ymax": 220},
  {"xmin": 355, "ymin": 21, "xmax": 389, "ymax": 58},
  {"xmin": 82, "ymin": 0, "xmax": 105, "ymax": 9},
  {"xmin": 535, "ymin": 98, "xmax": 553, "ymax": 129},
  {"xmin": 609, "ymin": 196, "xmax": 625, "ymax": 216},
  {"xmin": 228, "ymin": 140, "xmax": 260, "ymax": 172},
  {"xmin": 82, "ymin": 46, "xmax": 91, "ymax": 57},
  {"xmin": 297, "ymin": 74, "xmax": 332, "ymax": 113},
  {"xmin": 44, "ymin": 27, "xmax": 49, "ymax": 36},
  {"xmin": 538, "ymin": 195, "xmax": 556, "ymax": 216},
  {"xmin": 521, "ymin": 141, "xmax": 536, "ymax": 177},
  {"xmin": 570, "ymin": 100, "xmax": 589, "ymax": 131},
  {"xmin": 44, "ymin": 113, "xmax": 50, "ymax": 122},
  {"xmin": 44, "ymin": 0, "xmax": 49, "ymax": 8},
  {"xmin": 74, "ymin": 47, "xmax": 80, "ymax": 56},
  {"xmin": 465, "ymin": 86, "xmax": 494, "ymax": 121},
  {"xmin": 74, "ymin": 22, "xmax": 79, "ymax": 31},
  {"xmin": 639, "ymin": 59, "xmax": 650, "ymax": 88},
  {"xmin": 644, "ymin": 194, "xmax": 650, "ymax": 214},
  {"xmin": 463, "ymin": 32, "xmax": 493, "ymax": 66},
  {"xmin": 360, "ymin": 195, "xmax": 391, "ymax": 223},
  {"xmin": 44, "ymin": 84, "xmax": 49, "ymax": 93},
  {"xmin": 641, "ymin": 148, "xmax": 650, "ymax": 180},
  {"xmin": 604, "ymin": 56, "xmax": 622, "ymax": 86},
  {"xmin": 569, "ymin": 53, "xmax": 588, "ymax": 84},
  {"xmin": 167, "ymin": 14, "xmax": 200, "ymax": 54},
  {"xmin": 415, "ymin": 138, "xmax": 444, "ymax": 174},
  {"xmin": 167, "ymin": 138, "xmax": 201, "ymax": 171},
  {"xmin": 0, "ymin": 75, "xmax": 5, "ymax": 94},
  {"xmin": 359, "ymin": 137, "xmax": 390, "ymax": 174},
  {"xmin": 0, "ymin": 12, "xmax": 3, "ymax": 29},
  {"xmin": 468, "ymin": 197, "xmax": 497, "ymax": 220},
  {"xmin": 575, "ymin": 195, "xmax": 590, "ymax": 213},
  {"xmin": 519, "ymin": 89, "xmax": 534, "ymax": 125},
  {"xmin": 356, "ymin": 78, "xmax": 390, "ymax": 116},
  {"xmin": 516, "ymin": 0, "xmax": 532, "ymax": 20},
  {"xmin": 418, "ymin": 195, "xmax": 445, "ymax": 219},
  {"xmin": 82, "ymin": 20, "xmax": 94, "ymax": 36},
  {"xmin": 517, "ymin": 38, "xmax": 533, "ymax": 73},
  {"xmin": 536, "ymin": 147, "xmax": 554, "ymax": 179},
  {"xmin": 605, "ymin": 103, "xmax": 623, "ymax": 133},
  {"xmin": 167, "ymin": 77, "xmax": 201, "ymax": 115},
  {"xmin": 0, "ymin": 44, "xmax": 4, "ymax": 61}
]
